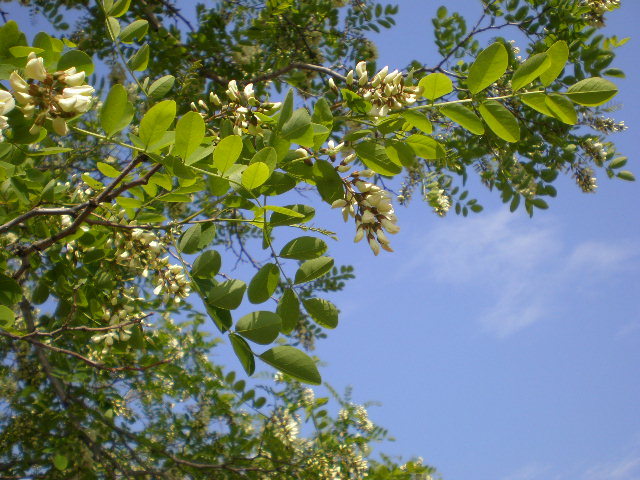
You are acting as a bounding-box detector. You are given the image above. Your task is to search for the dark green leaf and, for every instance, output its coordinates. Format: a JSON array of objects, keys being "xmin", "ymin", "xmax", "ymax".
[
  {"xmin": 259, "ymin": 346, "xmax": 321, "ymax": 385},
  {"xmin": 294, "ymin": 257, "xmax": 334, "ymax": 284},
  {"xmin": 191, "ymin": 250, "xmax": 221, "ymax": 279},
  {"xmin": 229, "ymin": 333, "xmax": 255, "ymax": 375},
  {"xmin": 355, "ymin": 140, "xmax": 402, "ymax": 175},
  {"xmin": 440, "ymin": 104, "xmax": 485, "ymax": 135},
  {"xmin": 277, "ymin": 289, "xmax": 300, "ymax": 334},
  {"xmin": 236, "ymin": 311, "xmax": 282, "ymax": 344},
  {"xmin": 248, "ymin": 263, "xmax": 280, "ymax": 304},
  {"xmin": 280, "ymin": 236, "xmax": 328, "ymax": 260},
  {"xmin": 303, "ymin": 298, "xmax": 338, "ymax": 329}
]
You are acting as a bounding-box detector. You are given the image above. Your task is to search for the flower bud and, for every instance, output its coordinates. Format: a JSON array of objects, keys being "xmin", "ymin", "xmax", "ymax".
[
  {"xmin": 331, "ymin": 199, "xmax": 347, "ymax": 208},
  {"xmin": 368, "ymin": 237, "xmax": 380, "ymax": 256},
  {"xmin": 355, "ymin": 61, "xmax": 367, "ymax": 78},
  {"xmin": 0, "ymin": 90, "xmax": 15, "ymax": 115},
  {"xmin": 328, "ymin": 77, "xmax": 338, "ymax": 92},
  {"xmin": 346, "ymin": 70, "xmax": 354, "ymax": 86},
  {"xmin": 52, "ymin": 116, "xmax": 68, "ymax": 136}
]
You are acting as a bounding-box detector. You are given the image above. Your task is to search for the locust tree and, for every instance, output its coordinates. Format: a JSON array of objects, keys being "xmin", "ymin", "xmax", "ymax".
[{"xmin": 0, "ymin": 0, "xmax": 631, "ymax": 478}]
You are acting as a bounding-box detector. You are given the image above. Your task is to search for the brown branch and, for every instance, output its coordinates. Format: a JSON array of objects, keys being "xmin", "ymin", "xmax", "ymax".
[{"xmin": 248, "ymin": 62, "xmax": 346, "ymax": 84}]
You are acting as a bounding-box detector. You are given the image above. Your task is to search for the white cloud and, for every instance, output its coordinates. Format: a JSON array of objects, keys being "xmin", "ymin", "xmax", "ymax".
[
  {"xmin": 396, "ymin": 210, "xmax": 638, "ymax": 338},
  {"xmin": 583, "ymin": 452, "xmax": 640, "ymax": 480}
]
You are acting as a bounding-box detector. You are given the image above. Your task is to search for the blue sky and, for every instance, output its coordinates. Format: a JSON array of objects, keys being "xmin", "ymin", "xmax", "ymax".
[
  {"xmin": 312, "ymin": 2, "xmax": 639, "ymax": 480},
  {"xmin": 4, "ymin": 2, "xmax": 639, "ymax": 479}
]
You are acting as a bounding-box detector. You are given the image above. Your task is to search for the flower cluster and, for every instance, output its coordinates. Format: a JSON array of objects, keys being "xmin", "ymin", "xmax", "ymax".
[
  {"xmin": 574, "ymin": 166, "xmax": 597, "ymax": 193},
  {"xmin": 424, "ymin": 180, "xmax": 451, "ymax": 217},
  {"xmin": 90, "ymin": 288, "xmax": 147, "ymax": 351},
  {"xmin": 269, "ymin": 408, "xmax": 300, "ymax": 444},
  {"xmin": 0, "ymin": 90, "xmax": 15, "ymax": 142},
  {"xmin": 8, "ymin": 52, "xmax": 94, "ymax": 136},
  {"xmin": 190, "ymin": 80, "xmax": 281, "ymax": 137},
  {"xmin": 345, "ymin": 61, "xmax": 421, "ymax": 117},
  {"xmin": 113, "ymin": 227, "xmax": 191, "ymax": 304},
  {"xmin": 332, "ymin": 173, "xmax": 400, "ymax": 255},
  {"xmin": 581, "ymin": 0, "xmax": 620, "ymax": 26},
  {"xmin": 583, "ymin": 138, "xmax": 608, "ymax": 165},
  {"xmin": 589, "ymin": 115, "xmax": 627, "ymax": 134}
]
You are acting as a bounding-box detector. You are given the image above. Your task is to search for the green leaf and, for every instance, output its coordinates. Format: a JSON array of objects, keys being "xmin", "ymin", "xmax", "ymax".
[
  {"xmin": 270, "ymin": 204, "xmax": 315, "ymax": 226},
  {"xmin": 236, "ymin": 311, "xmax": 282, "ymax": 344},
  {"xmin": 511, "ymin": 52, "xmax": 551, "ymax": 91},
  {"xmin": 53, "ymin": 454, "xmax": 68, "ymax": 472},
  {"xmin": 96, "ymin": 161, "xmax": 120, "ymax": 178},
  {"xmin": 545, "ymin": 93, "xmax": 577, "ymax": 125},
  {"xmin": 520, "ymin": 93, "xmax": 556, "ymax": 117},
  {"xmin": 242, "ymin": 162, "xmax": 270, "ymax": 190},
  {"xmin": 385, "ymin": 141, "xmax": 416, "ymax": 167},
  {"xmin": 100, "ymin": 84, "xmax": 134, "ymax": 137},
  {"xmin": 207, "ymin": 279, "xmax": 247, "ymax": 310},
  {"xmin": 418, "ymin": 72, "xmax": 453, "ymax": 100},
  {"xmin": 178, "ymin": 223, "xmax": 216, "ymax": 254},
  {"xmin": 355, "ymin": 140, "xmax": 402, "ymax": 175},
  {"xmin": 250, "ymin": 147, "xmax": 277, "ymax": 173},
  {"xmin": 192, "ymin": 250, "xmax": 221, "ymax": 279},
  {"xmin": 147, "ymin": 74, "xmax": 175, "ymax": 99},
  {"xmin": 57, "ymin": 50, "xmax": 94, "ymax": 75},
  {"xmin": 406, "ymin": 134, "xmax": 446, "ymax": 159},
  {"xmin": 312, "ymin": 159, "xmax": 344, "ymax": 204},
  {"xmin": 9, "ymin": 46, "xmax": 44, "ymax": 57},
  {"xmin": 248, "ymin": 263, "xmax": 280, "ymax": 304},
  {"xmin": 139, "ymin": 100, "xmax": 176, "ymax": 150},
  {"xmin": 259, "ymin": 346, "xmax": 321, "ymax": 385},
  {"xmin": 120, "ymin": 19, "xmax": 148, "ymax": 43},
  {"xmin": 263, "ymin": 205, "xmax": 304, "ymax": 219},
  {"xmin": 280, "ymin": 236, "xmax": 328, "ymax": 260},
  {"xmin": 106, "ymin": 16, "xmax": 120, "ymax": 40},
  {"xmin": 0, "ymin": 273, "xmax": 21, "ymax": 307},
  {"xmin": 467, "ymin": 42, "xmax": 508, "ymax": 94},
  {"xmin": 440, "ymin": 104, "xmax": 485, "ymax": 135},
  {"xmin": 229, "ymin": 333, "xmax": 255, "ymax": 375},
  {"xmin": 311, "ymin": 98, "xmax": 333, "ymax": 128},
  {"xmin": 174, "ymin": 112, "xmax": 205, "ymax": 160},
  {"xmin": 205, "ymin": 304, "xmax": 232, "ymax": 333},
  {"xmin": 277, "ymin": 89, "xmax": 294, "ymax": 129},
  {"xmin": 617, "ymin": 170, "xmax": 635, "ymax": 181},
  {"xmin": 401, "ymin": 110, "xmax": 433, "ymax": 134},
  {"xmin": 478, "ymin": 100, "xmax": 520, "ymax": 142},
  {"xmin": 0, "ymin": 305, "xmax": 15, "ymax": 328},
  {"xmin": 566, "ymin": 77, "xmax": 618, "ymax": 106},
  {"xmin": 540, "ymin": 40, "xmax": 569, "ymax": 86},
  {"xmin": 127, "ymin": 43, "xmax": 149, "ymax": 71},
  {"xmin": 294, "ymin": 257, "xmax": 334, "ymax": 284},
  {"xmin": 302, "ymin": 298, "xmax": 338, "ymax": 329},
  {"xmin": 282, "ymin": 108, "xmax": 312, "ymax": 140},
  {"xmin": 277, "ymin": 289, "xmax": 300, "ymax": 334},
  {"xmin": 213, "ymin": 135, "xmax": 243, "ymax": 174},
  {"xmin": 109, "ymin": 0, "xmax": 131, "ymax": 17},
  {"xmin": 609, "ymin": 157, "xmax": 627, "ymax": 169},
  {"xmin": 115, "ymin": 196, "xmax": 142, "ymax": 209}
]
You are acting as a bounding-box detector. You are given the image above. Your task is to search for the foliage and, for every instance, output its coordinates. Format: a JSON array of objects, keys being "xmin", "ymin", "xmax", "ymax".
[{"xmin": 0, "ymin": 0, "xmax": 630, "ymax": 477}]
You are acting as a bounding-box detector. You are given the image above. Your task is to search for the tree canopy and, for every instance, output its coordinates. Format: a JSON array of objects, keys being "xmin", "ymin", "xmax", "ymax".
[{"xmin": 0, "ymin": 0, "xmax": 630, "ymax": 478}]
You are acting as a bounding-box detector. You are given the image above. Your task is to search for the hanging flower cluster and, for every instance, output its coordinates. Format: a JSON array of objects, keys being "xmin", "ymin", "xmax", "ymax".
[
  {"xmin": 345, "ymin": 61, "xmax": 421, "ymax": 117},
  {"xmin": 189, "ymin": 80, "xmax": 281, "ymax": 137},
  {"xmin": 0, "ymin": 90, "xmax": 15, "ymax": 142},
  {"xmin": 332, "ymin": 172, "xmax": 400, "ymax": 255},
  {"xmin": 424, "ymin": 180, "xmax": 451, "ymax": 217},
  {"xmin": 583, "ymin": 138, "xmax": 608, "ymax": 166},
  {"xmin": 113, "ymin": 227, "xmax": 191, "ymax": 304},
  {"xmin": 91, "ymin": 290, "xmax": 145, "ymax": 349},
  {"xmin": 574, "ymin": 166, "xmax": 598, "ymax": 193},
  {"xmin": 581, "ymin": 0, "xmax": 620, "ymax": 26},
  {"xmin": 8, "ymin": 52, "xmax": 94, "ymax": 136}
]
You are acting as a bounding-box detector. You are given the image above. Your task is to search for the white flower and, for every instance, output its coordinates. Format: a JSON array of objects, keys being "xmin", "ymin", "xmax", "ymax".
[
  {"xmin": 243, "ymin": 83, "xmax": 254, "ymax": 99},
  {"xmin": 64, "ymin": 70, "xmax": 86, "ymax": 87},
  {"xmin": 57, "ymin": 86, "xmax": 93, "ymax": 113},
  {"xmin": 13, "ymin": 91, "xmax": 33, "ymax": 106},
  {"xmin": 24, "ymin": 53, "xmax": 47, "ymax": 81},
  {"xmin": 9, "ymin": 71, "xmax": 29, "ymax": 93},
  {"xmin": 0, "ymin": 90, "xmax": 15, "ymax": 116}
]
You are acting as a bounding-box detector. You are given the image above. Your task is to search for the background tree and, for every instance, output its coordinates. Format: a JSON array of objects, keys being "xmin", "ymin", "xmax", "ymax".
[{"xmin": 0, "ymin": 0, "xmax": 630, "ymax": 478}]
